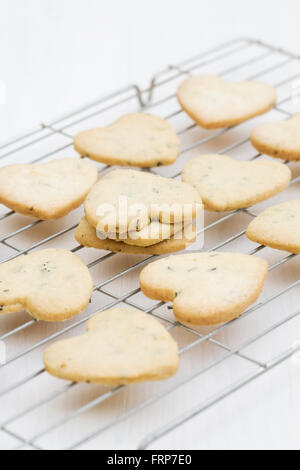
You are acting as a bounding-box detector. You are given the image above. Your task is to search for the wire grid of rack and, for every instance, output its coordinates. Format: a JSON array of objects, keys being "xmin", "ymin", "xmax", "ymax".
[{"xmin": 0, "ymin": 37, "xmax": 300, "ymax": 450}]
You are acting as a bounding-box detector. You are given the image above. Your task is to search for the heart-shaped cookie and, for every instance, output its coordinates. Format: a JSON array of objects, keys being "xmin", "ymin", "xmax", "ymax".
[
  {"xmin": 251, "ymin": 113, "xmax": 300, "ymax": 161},
  {"xmin": 246, "ymin": 199, "xmax": 300, "ymax": 254},
  {"xmin": 0, "ymin": 158, "xmax": 98, "ymax": 220},
  {"xmin": 0, "ymin": 249, "xmax": 93, "ymax": 321},
  {"xmin": 140, "ymin": 252, "xmax": 268, "ymax": 325},
  {"xmin": 182, "ymin": 154, "xmax": 291, "ymax": 211},
  {"xmin": 44, "ymin": 307, "xmax": 179, "ymax": 385},
  {"xmin": 177, "ymin": 75, "xmax": 276, "ymax": 129},
  {"xmin": 74, "ymin": 113, "xmax": 180, "ymax": 168},
  {"xmin": 85, "ymin": 169, "xmax": 202, "ymax": 234},
  {"xmin": 75, "ymin": 217, "xmax": 196, "ymax": 255}
]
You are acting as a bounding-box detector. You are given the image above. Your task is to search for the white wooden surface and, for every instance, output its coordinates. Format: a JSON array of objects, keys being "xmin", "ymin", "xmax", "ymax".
[{"xmin": 0, "ymin": 0, "xmax": 300, "ymax": 451}]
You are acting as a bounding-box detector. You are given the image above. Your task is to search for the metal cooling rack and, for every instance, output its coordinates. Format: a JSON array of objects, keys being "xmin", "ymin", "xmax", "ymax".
[{"xmin": 0, "ymin": 37, "xmax": 300, "ymax": 450}]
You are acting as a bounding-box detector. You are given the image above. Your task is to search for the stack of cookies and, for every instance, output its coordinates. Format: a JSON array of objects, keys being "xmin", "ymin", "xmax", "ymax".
[{"xmin": 76, "ymin": 169, "xmax": 202, "ymax": 255}]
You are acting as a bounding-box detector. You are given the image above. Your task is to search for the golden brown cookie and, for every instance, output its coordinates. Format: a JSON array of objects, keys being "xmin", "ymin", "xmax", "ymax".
[
  {"xmin": 177, "ymin": 75, "xmax": 276, "ymax": 129},
  {"xmin": 74, "ymin": 113, "xmax": 180, "ymax": 168},
  {"xmin": 44, "ymin": 307, "xmax": 179, "ymax": 385},
  {"xmin": 140, "ymin": 252, "xmax": 268, "ymax": 326},
  {"xmin": 251, "ymin": 113, "xmax": 300, "ymax": 161},
  {"xmin": 0, "ymin": 249, "xmax": 93, "ymax": 321},
  {"xmin": 182, "ymin": 154, "xmax": 291, "ymax": 211},
  {"xmin": 246, "ymin": 199, "xmax": 300, "ymax": 253},
  {"xmin": 0, "ymin": 158, "xmax": 98, "ymax": 220}
]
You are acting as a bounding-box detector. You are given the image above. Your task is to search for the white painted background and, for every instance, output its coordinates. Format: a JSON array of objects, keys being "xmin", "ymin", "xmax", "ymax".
[
  {"xmin": 0, "ymin": 0, "xmax": 300, "ymax": 451},
  {"xmin": 1, "ymin": 0, "xmax": 300, "ymax": 140}
]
